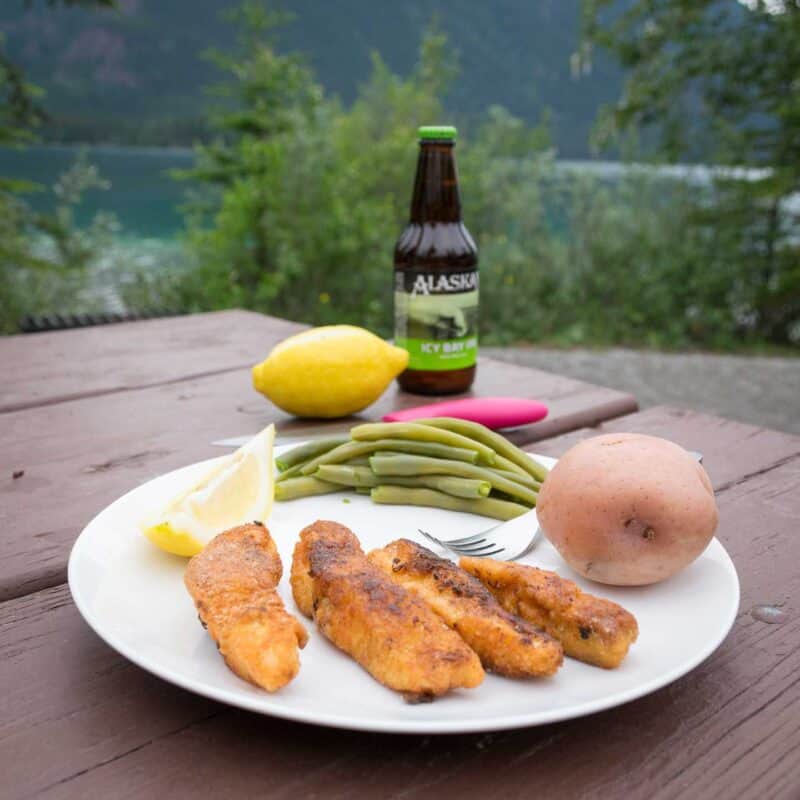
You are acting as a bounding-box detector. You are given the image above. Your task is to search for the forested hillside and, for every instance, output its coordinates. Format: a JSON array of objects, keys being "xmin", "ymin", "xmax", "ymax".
[{"xmin": 0, "ymin": 0, "xmax": 621, "ymax": 156}]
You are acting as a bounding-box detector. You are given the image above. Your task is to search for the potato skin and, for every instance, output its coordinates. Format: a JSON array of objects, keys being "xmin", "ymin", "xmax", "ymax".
[{"xmin": 537, "ymin": 433, "xmax": 718, "ymax": 586}]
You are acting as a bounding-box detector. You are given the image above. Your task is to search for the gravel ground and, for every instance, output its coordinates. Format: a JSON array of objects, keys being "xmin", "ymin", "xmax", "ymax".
[{"xmin": 485, "ymin": 347, "xmax": 800, "ymax": 436}]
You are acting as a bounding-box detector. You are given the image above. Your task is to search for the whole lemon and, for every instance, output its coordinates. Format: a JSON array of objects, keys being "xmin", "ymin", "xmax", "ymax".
[{"xmin": 252, "ymin": 325, "xmax": 409, "ymax": 418}]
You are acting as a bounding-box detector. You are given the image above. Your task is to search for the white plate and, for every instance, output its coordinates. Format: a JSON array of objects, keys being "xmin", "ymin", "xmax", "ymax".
[{"xmin": 68, "ymin": 449, "xmax": 739, "ymax": 734}]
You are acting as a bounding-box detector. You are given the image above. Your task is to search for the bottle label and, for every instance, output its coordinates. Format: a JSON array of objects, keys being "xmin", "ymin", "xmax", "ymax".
[{"xmin": 394, "ymin": 269, "xmax": 479, "ymax": 371}]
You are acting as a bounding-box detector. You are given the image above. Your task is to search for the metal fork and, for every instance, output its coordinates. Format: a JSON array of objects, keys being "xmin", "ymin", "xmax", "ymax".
[
  {"xmin": 419, "ymin": 450, "xmax": 704, "ymax": 562},
  {"xmin": 418, "ymin": 510, "xmax": 541, "ymax": 562}
]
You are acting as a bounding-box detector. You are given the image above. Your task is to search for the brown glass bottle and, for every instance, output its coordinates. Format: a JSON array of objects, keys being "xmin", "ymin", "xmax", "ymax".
[{"xmin": 394, "ymin": 126, "xmax": 478, "ymax": 395}]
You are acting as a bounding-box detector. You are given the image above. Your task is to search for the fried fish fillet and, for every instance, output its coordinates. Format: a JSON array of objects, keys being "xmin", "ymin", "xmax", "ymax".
[
  {"xmin": 461, "ymin": 557, "xmax": 638, "ymax": 669},
  {"xmin": 291, "ymin": 520, "xmax": 484, "ymax": 702},
  {"xmin": 369, "ymin": 539, "xmax": 563, "ymax": 678},
  {"xmin": 184, "ymin": 522, "xmax": 308, "ymax": 692}
]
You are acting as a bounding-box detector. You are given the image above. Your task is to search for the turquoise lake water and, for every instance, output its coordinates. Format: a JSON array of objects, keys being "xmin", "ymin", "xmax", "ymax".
[
  {"xmin": 0, "ymin": 145, "xmax": 194, "ymax": 238},
  {"xmin": 6, "ymin": 146, "xmax": 792, "ymax": 332},
  {"xmin": 2, "ymin": 145, "xmax": 749, "ymax": 242},
  {"xmin": 0, "ymin": 145, "xmax": 639, "ymax": 241}
]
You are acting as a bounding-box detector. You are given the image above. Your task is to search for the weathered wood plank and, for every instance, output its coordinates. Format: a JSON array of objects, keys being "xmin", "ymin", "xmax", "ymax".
[
  {"xmin": 0, "ymin": 584, "xmax": 222, "ymax": 797},
  {"xmin": 1, "ymin": 306, "xmax": 638, "ymax": 425},
  {"xmin": 0, "ymin": 357, "xmax": 635, "ymax": 602},
  {"xmin": 0, "ymin": 310, "xmax": 305, "ymax": 413},
  {"xmin": 528, "ymin": 405, "xmax": 800, "ymax": 492},
  {"xmin": 1, "ymin": 410, "xmax": 798, "ymax": 800},
  {"xmin": 273, "ymin": 355, "xmax": 638, "ymax": 443}
]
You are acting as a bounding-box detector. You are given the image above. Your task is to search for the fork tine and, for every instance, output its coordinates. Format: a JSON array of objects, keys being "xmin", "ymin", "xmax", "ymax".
[
  {"xmin": 452, "ymin": 542, "xmax": 506, "ymax": 555},
  {"xmin": 448, "ymin": 539, "xmax": 491, "ymax": 551},
  {"xmin": 418, "ymin": 521, "xmax": 541, "ymax": 562},
  {"xmin": 418, "ymin": 529, "xmax": 444, "ymax": 548},
  {"xmin": 449, "ymin": 537, "xmax": 487, "ymax": 548},
  {"xmin": 443, "ymin": 534, "xmax": 493, "ymax": 546},
  {"xmin": 441, "ymin": 526, "xmax": 502, "ymax": 545},
  {"xmin": 417, "ymin": 528, "xmax": 492, "ymax": 547},
  {"xmin": 419, "ymin": 532, "xmax": 491, "ymax": 553},
  {"xmin": 453, "ymin": 545, "xmax": 506, "ymax": 557}
]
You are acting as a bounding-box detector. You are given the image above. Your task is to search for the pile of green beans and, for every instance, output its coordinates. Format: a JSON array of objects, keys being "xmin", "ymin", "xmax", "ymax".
[{"xmin": 273, "ymin": 419, "xmax": 548, "ymax": 520}]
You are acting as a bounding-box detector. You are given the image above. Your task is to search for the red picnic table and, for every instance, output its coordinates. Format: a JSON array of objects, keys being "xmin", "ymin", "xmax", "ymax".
[{"xmin": 2, "ymin": 310, "xmax": 798, "ymax": 799}]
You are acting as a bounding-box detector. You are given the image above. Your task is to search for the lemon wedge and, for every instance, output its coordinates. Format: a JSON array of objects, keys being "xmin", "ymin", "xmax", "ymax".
[{"xmin": 141, "ymin": 424, "xmax": 275, "ymax": 557}]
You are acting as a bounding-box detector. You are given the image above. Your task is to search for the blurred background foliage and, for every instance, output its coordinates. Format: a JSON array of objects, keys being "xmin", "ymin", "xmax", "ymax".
[
  {"xmin": 1, "ymin": 0, "xmax": 799, "ymax": 349},
  {"xmin": 1, "ymin": 3, "xmax": 121, "ymax": 333}
]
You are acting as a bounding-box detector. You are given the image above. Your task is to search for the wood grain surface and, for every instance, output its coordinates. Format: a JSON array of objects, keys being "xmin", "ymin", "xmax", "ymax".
[
  {"xmin": 2, "ymin": 312, "xmax": 796, "ymax": 799},
  {"xmin": 0, "ymin": 310, "xmax": 305, "ymax": 413},
  {"xmin": 0, "ymin": 356, "xmax": 635, "ymax": 602},
  {"xmin": 1, "ymin": 311, "xmax": 636, "ymax": 426},
  {"xmin": 2, "ymin": 406, "xmax": 798, "ymax": 800},
  {"xmin": 531, "ymin": 405, "xmax": 800, "ymax": 491}
]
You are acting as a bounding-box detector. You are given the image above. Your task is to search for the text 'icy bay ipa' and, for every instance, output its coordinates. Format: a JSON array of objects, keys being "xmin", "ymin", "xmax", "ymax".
[{"xmin": 394, "ymin": 125, "xmax": 478, "ymax": 395}]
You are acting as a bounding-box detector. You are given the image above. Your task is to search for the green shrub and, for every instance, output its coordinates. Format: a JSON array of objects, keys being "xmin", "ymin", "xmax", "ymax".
[
  {"xmin": 0, "ymin": 152, "xmax": 120, "ymax": 333},
  {"xmin": 4, "ymin": 2, "xmax": 797, "ymax": 351},
  {"xmin": 160, "ymin": 3, "xmax": 797, "ymax": 351}
]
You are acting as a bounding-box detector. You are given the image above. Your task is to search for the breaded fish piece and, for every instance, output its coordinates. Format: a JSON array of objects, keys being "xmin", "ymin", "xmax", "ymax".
[
  {"xmin": 291, "ymin": 520, "xmax": 484, "ymax": 702},
  {"xmin": 369, "ymin": 539, "xmax": 563, "ymax": 678},
  {"xmin": 185, "ymin": 522, "xmax": 308, "ymax": 692},
  {"xmin": 461, "ymin": 557, "xmax": 638, "ymax": 669}
]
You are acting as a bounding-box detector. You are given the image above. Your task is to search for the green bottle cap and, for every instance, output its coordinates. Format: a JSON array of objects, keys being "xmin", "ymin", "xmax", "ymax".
[{"xmin": 418, "ymin": 125, "xmax": 457, "ymax": 141}]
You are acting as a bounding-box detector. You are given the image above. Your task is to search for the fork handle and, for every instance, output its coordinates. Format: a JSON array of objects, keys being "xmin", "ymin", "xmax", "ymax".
[{"xmin": 383, "ymin": 397, "xmax": 548, "ymax": 430}]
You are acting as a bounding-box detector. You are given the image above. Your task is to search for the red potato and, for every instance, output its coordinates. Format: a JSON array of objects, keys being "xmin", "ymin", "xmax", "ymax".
[{"xmin": 537, "ymin": 433, "xmax": 718, "ymax": 586}]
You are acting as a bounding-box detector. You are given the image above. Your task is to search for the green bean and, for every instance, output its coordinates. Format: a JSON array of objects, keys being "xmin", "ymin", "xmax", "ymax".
[
  {"xmin": 416, "ymin": 418, "xmax": 549, "ymax": 482},
  {"xmin": 299, "ymin": 438, "xmax": 479, "ymax": 475},
  {"xmin": 316, "ymin": 464, "xmax": 379, "ymax": 488},
  {"xmin": 275, "ymin": 436, "xmax": 350, "ymax": 472},
  {"xmin": 274, "ymin": 477, "xmax": 344, "ymax": 501},
  {"xmin": 355, "ymin": 487, "xmax": 372, "ymax": 495},
  {"xmin": 316, "ymin": 465, "xmax": 490, "ymax": 499},
  {"xmin": 350, "ymin": 422, "xmax": 496, "ymax": 465},
  {"xmin": 276, "ymin": 444, "xmax": 435, "ymax": 482},
  {"xmin": 274, "ymin": 462, "xmax": 305, "ymax": 482},
  {"xmin": 369, "ymin": 454, "xmax": 538, "ymax": 506},
  {"xmin": 275, "ymin": 437, "xmax": 359, "ymax": 480},
  {"xmin": 370, "ymin": 486, "xmax": 529, "ymax": 520},
  {"xmin": 493, "ymin": 454, "xmax": 532, "ymax": 479},
  {"xmin": 488, "ymin": 489, "xmax": 515, "ymax": 502},
  {"xmin": 489, "ymin": 467, "xmax": 542, "ymax": 491},
  {"xmin": 412, "ymin": 476, "xmax": 491, "ymax": 499}
]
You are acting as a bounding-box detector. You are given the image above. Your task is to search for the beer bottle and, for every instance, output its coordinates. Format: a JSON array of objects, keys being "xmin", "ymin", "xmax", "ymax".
[{"xmin": 394, "ymin": 126, "xmax": 478, "ymax": 395}]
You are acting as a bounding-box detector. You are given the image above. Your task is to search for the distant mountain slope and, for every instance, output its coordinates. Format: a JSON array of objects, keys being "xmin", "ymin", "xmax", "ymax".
[{"xmin": 1, "ymin": 0, "xmax": 622, "ymax": 157}]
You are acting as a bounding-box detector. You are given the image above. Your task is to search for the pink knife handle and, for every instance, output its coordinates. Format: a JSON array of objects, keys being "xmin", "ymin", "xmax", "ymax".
[{"xmin": 382, "ymin": 397, "xmax": 548, "ymax": 430}]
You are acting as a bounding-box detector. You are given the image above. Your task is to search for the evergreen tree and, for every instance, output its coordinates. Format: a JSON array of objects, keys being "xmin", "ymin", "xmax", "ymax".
[
  {"xmin": 579, "ymin": 0, "xmax": 800, "ymax": 343},
  {"xmin": 0, "ymin": 0, "xmax": 118, "ymax": 332}
]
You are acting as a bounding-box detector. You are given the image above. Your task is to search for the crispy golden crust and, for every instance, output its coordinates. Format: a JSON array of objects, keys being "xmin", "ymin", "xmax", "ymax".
[
  {"xmin": 460, "ymin": 557, "xmax": 638, "ymax": 669},
  {"xmin": 184, "ymin": 523, "xmax": 308, "ymax": 692},
  {"xmin": 369, "ymin": 539, "xmax": 563, "ymax": 678},
  {"xmin": 291, "ymin": 521, "xmax": 484, "ymax": 702}
]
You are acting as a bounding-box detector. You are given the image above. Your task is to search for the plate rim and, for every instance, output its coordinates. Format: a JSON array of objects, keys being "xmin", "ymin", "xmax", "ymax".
[{"xmin": 67, "ymin": 449, "xmax": 741, "ymax": 735}]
